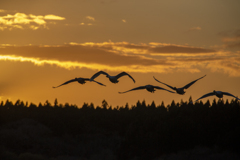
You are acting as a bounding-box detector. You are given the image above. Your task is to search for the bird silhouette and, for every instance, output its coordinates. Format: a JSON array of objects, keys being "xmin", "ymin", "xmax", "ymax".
[
  {"xmin": 153, "ymin": 75, "xmax": 206, "ymax": 95},
  {"xmin": 194, "ymin": 90, "xmax": 240, "ymax": 102},
  {"xmin": 90, "ymin": 71, "xmax": 135, "ymax": 83},
  {"xmin": 53, "ymin": 77, "xmax": 105, "ymax": 88},
  {"xmin": 119, "ymin": 85, "xmax": 175, "ymax": 94}
]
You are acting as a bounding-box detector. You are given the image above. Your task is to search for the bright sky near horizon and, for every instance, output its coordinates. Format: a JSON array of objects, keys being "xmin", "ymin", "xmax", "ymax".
[{"xmin": 0, "ymin": 0, "xmax": 240, "ymax": 107}]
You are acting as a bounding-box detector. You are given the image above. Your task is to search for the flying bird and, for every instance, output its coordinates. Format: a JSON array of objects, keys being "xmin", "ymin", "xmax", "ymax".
[
  {"xmin": 118, "ymin": 85, "xmax": 175, "ymax": 94},
  {"xmin": 90, "ymin": 71, "xmax": 135, "ymax": 83},
  {"xmin": 53, "ymin": 77, "xmax": 105, "ymax": 88},
  {"xmin": 194, "ymin": 90, "xmax": 240, "ymax": 102},
  {"xmin": 153, "ymin": 75, "xmax": 206, "ymax": 95}
]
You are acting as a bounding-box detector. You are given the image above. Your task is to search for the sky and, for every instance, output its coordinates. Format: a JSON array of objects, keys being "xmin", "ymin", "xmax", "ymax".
[{"xmin": 0, "ymin": 0, "xmax": 240, "ymax": 107}]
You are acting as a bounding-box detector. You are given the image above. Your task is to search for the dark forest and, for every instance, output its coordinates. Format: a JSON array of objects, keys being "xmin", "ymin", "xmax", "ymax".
[{"xmin": 0, "ymin": 98, "xmax": 240, "ymax": 160}]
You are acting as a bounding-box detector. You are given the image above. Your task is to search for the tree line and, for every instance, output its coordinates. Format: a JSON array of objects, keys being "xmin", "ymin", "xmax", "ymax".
[{"xmin": 0, "ymin": 98, "xmax": 240, "ymax": 160}]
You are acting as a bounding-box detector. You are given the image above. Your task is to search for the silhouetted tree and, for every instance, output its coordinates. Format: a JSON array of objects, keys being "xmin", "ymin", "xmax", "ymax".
[
  {"xmin": 81, "ymin": 102, "xmax": 89, "ymax": 111},
  {"xmin": 141, "ymin": 100, "xmax": 147, "ymax": 108},
  {"xmin": 204, "ymin": 100, "xmax": 211, "ymax": 108},
  {"xmin": 149, "ymin": 101, "xmax": 156, "ymax": 109},
  {"xmin": 125, "ymin": 103, "xmax": 130, "ymax": 110},
  {"xmin": 29, "ymin": 103, "xmax": 37, "ymax": 109},
  {"xmin": 54, "ymin": 98, "xmax": 58, "ymax": 108},
  {"xmin": 64, "ymin": 102, "xmax": 70, "ymax": 108},
  {"xmin": 108, "ymin": 105, "xmax": 113, "ymax": 110},
  {"xmin": 102, "ymin": 99, "xmax": 108, "ymax": 109},
  {"xmin": 212, "ymin": 98, "xmax": 217, "ymax": 107},
  {"xmin": 188, "ymin": 96, "xmax": 193, "ymax": 104},
  {"xmin": 160, "ymin": 101, "xmax": 165, "ymax": 108},
  {"xmin": 38, "ymin": 102, "xmax": 43, "ymax": 108},
  {"xmin": 44, "ymin": 100, "xmax": 51, "ymax": 108},
  {"xmin": 0, "ymin": 101, "xmax": 3, "ymax": 107},
  {"xmin": 89, "ymin": 103, "xmax": 94, "ymax": 109}
]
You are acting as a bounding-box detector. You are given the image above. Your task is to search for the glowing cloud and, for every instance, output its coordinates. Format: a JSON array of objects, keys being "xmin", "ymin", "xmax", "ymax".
[
  {"xmin": 0, "ymin": 55, "xmax": 170, "ymax": 73},
  {"xmin": 0, "ymin": 9, "xmax": 6, "ymax": 12},
  {"xmin": 44, "ymin": 15, "xmax": 65, "ymax": 20},
  {"xmin": 122, "ymin": 19, "xmax": 126, "ymax": 23},
  {"xmin": 86, "ymin": 16, "xmax": 95, "ymax": 21},
  {"xmin": 0, "ymin": 12, "xmax": 65, "ymax": 30},
  {"xmin": 0, "ymin": 42, "xmax": 240, "ymax": 76},
  {"xmin": 189, "ymin": 27, "xmax": 202, "ymax": 31}
]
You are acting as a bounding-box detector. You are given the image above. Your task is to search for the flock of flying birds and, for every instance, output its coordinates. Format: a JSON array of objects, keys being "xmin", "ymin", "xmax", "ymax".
[{"xmin": 53, "ymin": 71, "xmax": 240, "ymax": 103}]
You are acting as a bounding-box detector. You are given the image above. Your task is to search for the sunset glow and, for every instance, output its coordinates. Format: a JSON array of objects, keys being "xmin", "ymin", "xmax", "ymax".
[{"xmin": 0, "ymin": 0, "xmax": 240, "ymax": 107}]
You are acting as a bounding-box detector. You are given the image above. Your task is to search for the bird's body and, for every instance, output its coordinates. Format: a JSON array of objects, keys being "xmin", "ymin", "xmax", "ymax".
[
  {"xmin": 53, "ymin": 77, "xmax": 105, "ymax": 88},
  {"xmin": 119, "ymin": 85, "xmax": 175, "ymax": 94},
  {"xmin": 194, "ymin": 90, "xmax": 240, "ymax": 102},
  {"xmin": 90, "ymin": 71, "xmax": 135, "ymax": 84},
  {"xmin": 153, "ymin": 75, "xmax": 206, "ymax": 95},
  {"xmin": 76, "ymin": 78, "xmax": 89, "ymax": 84}
]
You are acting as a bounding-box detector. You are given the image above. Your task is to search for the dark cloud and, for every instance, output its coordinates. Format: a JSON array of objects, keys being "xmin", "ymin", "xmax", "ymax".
[
  {"xmin": 80, "ymin": 42, "xmax": 216, "ymax": 54},
  {"xmin": 219, "ymin": 29, "xmax": 240, "ymax": 49},
  {"xmin": 148, "ymin": 45, "xmax": 215, "ymax": 53},
  {"xmin": 225, "ymin": 42, "xmax": 240, "ymax": 48},
  {"xmin": 218, "ymin": 29, "xmax": 240, "ymax": 37},
  {"xmin": 0, "ymin": 45, "xmax": 167, "ymax": 66}
]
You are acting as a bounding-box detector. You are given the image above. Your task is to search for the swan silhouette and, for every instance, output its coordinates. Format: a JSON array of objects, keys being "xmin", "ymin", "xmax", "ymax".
[
  {"xmin": 90, "ymin": 71, "xmax": 135, "ymax": 83},
  {"xmin": 53, "ymin": 77, "xmax": 105, "ymax": 88},
  {"xmin": 119, "ymin": 85, "xmax": 175, "ymax": 94},
  {"xmin": 153, "ymin": 75, "xmax": 206, "ymax": 95},
  {"xmin": 194, "ymin": 90, "xmax": 240, "ymax": 102}
]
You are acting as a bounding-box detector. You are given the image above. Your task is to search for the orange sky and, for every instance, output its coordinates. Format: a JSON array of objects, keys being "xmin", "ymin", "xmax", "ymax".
[{"xmin": 0, "ymin": 0, "xmax": 240, "ymax": 107}]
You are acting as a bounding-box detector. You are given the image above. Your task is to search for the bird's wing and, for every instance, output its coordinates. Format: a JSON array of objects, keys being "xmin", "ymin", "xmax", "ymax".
[
  {"xmin": 153, "ymin": 76, "xmax": 175, "ymax": 90},
  {"xmin": 183, "ymin": 75, "xmax": 206, "ymax": 89},
  {"xmin": 92, "ymin": 80, "xmax": 106, "ymax": 86},
  {"xmin": 222, "ymin": 92, "xmax": 240, "ymax": 100},
  {"xmin": 53, "ymin": 79, "xmax": 77, "ymax": 88},
  {"xmin": 194, "ymin": 92, "xmax": 215, "ymax": 102},
  {"xmin": 153, "ymin": 86, "xmax": 176, "ymax": 93},
  {"xmin": 118, "ymin": 86, "xmax": 146, "ymax": 94},
  {"xmin": 116, "ymin": 72, "xmax": 135, "ymax": 83},
  {"xmin": 90, "ymin": 71, "xmax": 109, "ymax": 80}
]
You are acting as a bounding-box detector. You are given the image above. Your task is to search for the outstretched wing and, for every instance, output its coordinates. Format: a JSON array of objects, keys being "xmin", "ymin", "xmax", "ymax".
[
  {"xmin": 222, "ymin": 92, "xmax": 240, "ymax": 100},
  {"xmin": 153, "ymin": 86, "xmax": 176, "ymax": 93},
  {"xmin": 116, "ymin": 72, "xmax": 135, "ymax": 83},
  {"xmin": 194, "ymin": 92, "xmax": 215, "ymax": 102},
  {"xmin": 92, "ymin": 80, "xmax": 106, "ymax": 86},
  {"xmin": 153, "ymin": 76, "xmax": 175, "ymax": 90},
  {"xmin": 118, "ymin": 86, "xmax": 146, "ymax": 94},
  {"xmin": 90, "ymin": 71, "xmax": 109, "ymax": 81},
  {"xmin": 183, "ymin": 75, "xmax": 206, "ymax": 89},
  {"xmin": 53, "ymin": 79, "xmax": 77, "ymax": 88}
]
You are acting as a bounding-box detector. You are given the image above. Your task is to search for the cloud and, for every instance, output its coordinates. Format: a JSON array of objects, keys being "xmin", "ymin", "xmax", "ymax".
[
  {"xmin": 76, "ymin": 41, "xmax": 216, "ymax": 55},
  {"xmin": 0, "ymin": 44, "xmax": 170, "ymax": 73},
  {"xmin": 206, "ymin": 57, "xmax": 240, "ymax": 76},
  {"xmin": 0, "ymin": 12, "xmax": 65, "ymax": 30},
  {"xmin": 78, "ymin": 16, "xmax": 96, "ymax": 26},
  {"xmin": 86, "ymin": 16, "xmax": 95, "ymax": 21},
  {"xmin": 0, "ymin": 42, "xmax": 239, "ymax": 76},
  {"xmin": 188, "ymin": 27, "xmax": 202, "ymax": 31},
  {"xmin": 219, "ymin": 29, "xmax": 240, "ymax": 49},
  {"xmin": 0, "ymin": 9, "xmax": 6, "ymax": 13},
  {"xmin": 122, "ymin": 19, "xmax": 126, "ymax": 23},
  {"xmin": 149, "ymin": 45, "xmax": 215, "ymax": 54},
  {"xmin": 44, "ymin": 15, "xmax": 65, "ymax": 20}
]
